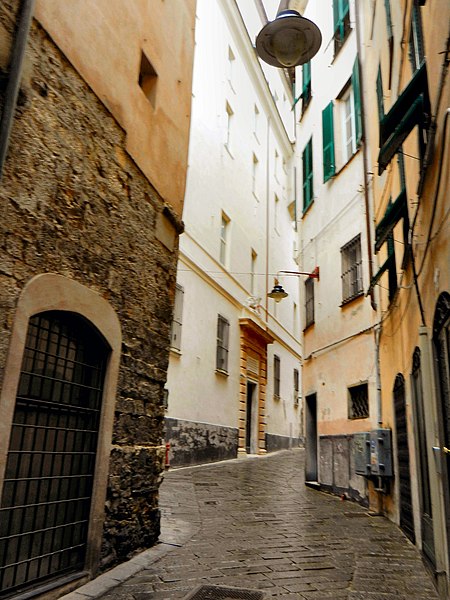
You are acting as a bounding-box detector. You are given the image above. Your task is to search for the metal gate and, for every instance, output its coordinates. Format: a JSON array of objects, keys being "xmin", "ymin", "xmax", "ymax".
[
  {"xmin": 0, "ymin": 311, "xmax": 107, "ymax": 597},
  {"xmin": 393, "ymin": 373, "xmax": 415, "ymax": 543}
]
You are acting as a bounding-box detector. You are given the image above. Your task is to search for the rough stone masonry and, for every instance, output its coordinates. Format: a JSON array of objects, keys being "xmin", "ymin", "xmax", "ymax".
[{"xmin": 0, "ymin": 1, "xmax": 180, "ymax": 572}]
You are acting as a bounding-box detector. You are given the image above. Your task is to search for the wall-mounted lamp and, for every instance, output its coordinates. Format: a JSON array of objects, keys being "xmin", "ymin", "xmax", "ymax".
[
  {"xmin": 267, "ymin": 267, "xmax": 319, "ymax": 302},
  {"xmin": 255, "ymin": 1, "xmax": 322, "ymax": 68}
]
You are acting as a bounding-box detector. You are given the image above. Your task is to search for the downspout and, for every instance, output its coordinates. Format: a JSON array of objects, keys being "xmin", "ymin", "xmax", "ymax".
[
  {"xmin": 354, "ymin": 2, "xmax": 382, "ymax": 430},
  {"xmin": 0, "ymin": 0, "xmax": 36, "ymax": 182},
  {"xmin": 265, "ymin": 115, "xmax": 271, "ymax": 321},
  {"xmin": 354, "ymin": 0, "xmax": 376, "ymax": 313}
]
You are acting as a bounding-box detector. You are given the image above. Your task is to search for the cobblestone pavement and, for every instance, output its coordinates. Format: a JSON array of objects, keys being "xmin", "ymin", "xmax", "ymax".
[{"xmin": 91, "ymin": 449, "xmax": 438, "ymax": 600}]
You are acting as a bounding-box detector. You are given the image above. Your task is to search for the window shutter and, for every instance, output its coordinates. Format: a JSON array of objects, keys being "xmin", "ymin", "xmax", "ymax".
[
  {"xmin": 322, "ymin": 102, "xmax": 335, "ymax": 182},
  {"xmin": 334, "ymin": 0, "xmax": 349, "ymax": 39},
  {"xmin": 302, "ymin": 138, "xmax": 313, "ymax": 210},
  {"xmin": 302, "ymin": 61, "xmax": 311, "ymax": 97},
  {"xmin": 384, "ymin": 0, "xmax": 393, "ymax": 39},
  {"xmin": 352, "ymin": 57, "xmax": 362, "ymax": 146},
  {"xmin": 376, "ymin": 66, "xmax": 384, "ymax": 122}
]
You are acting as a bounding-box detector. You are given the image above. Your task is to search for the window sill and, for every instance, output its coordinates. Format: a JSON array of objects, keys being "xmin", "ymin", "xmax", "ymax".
[
  {"xmin": 340, "ymin": 292, "xmax": 364, "ymax": 308},
  {"xmin": 215, "ymin": 368, "xmax": 229, "ymax": 377},
  {"xmin": 170, "ymin": 347, "xmax": 182, "ymax": 357}
]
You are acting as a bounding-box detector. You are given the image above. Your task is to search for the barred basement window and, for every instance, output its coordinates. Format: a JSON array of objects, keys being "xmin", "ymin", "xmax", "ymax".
[
  {"xmin": 341, "ymin": 234, "xmax": 363, "ymax": 304},
  {"xmin": 216, "ymin": 315, "xmax": 230, "ymax": 373},
  {"xmin": 348, "ymin": 383, "xmax": 369, "ymax": 419}
]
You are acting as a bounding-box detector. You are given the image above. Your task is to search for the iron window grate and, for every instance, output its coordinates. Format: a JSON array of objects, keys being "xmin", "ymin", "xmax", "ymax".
[
  {"xmin": 348, "ymin": 383, "xmax": 369, "ymax": 419},
  {"xmin": 0, "ymin": 312, "xmax": 107, "ymax": 598}
]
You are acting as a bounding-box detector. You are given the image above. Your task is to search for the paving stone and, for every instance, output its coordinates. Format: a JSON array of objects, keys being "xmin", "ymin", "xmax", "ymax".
[{"xmin": 68, "ymin": 449, "xmax": 439, "ymax": 600}]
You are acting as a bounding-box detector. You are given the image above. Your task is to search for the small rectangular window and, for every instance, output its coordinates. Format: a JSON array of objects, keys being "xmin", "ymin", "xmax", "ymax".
[
  {"xmin": 139, "ymin": 51, "xmax": 158, "ymax": 108},
  {"xmin": 170, "ymin": 284, "xmax": 184, "ymax": 351},
  {"xmin": 348, "ymin": 383, "xmax": 369, "ymax": 419},
  {"xmin": 305, "ymin": 277, "xmax": 315, "ymax": 328},
  {"xmin": 302, "ymin": 137, "xmax": 313, "ymax": 212},
  {"xmin": 341, "ymin": 235, "xmax": 363, "ymax": 303},
  {"xmin": 225, "ymin": 102, "xmax": 234, "ymax": 150},
  {"xmin": 220, "ymin": 212, "xmax": 230, "ymax": 266},
  {"xmin": 274, "ymin": 355, "xmax": 281, "ymax": 398},
  {"xmin": 216, "ymin": 315, "xmax": 230, "ymax": 373}
]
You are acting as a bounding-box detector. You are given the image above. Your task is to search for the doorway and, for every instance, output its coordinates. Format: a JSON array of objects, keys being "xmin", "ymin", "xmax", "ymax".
[
  {"xmin": 393, "ymin": 373, "xmax": 415, "ymax": 543},
  {"xmin": 433, "ymin": 292, "xmax": 450, "ymax": 563},
  {"xmin": 305, "ymin": 393, "xmax": 318, "ymax": 482},
  {"xmin": 246, "ymin": 381, "xmax": 258, "ymax": 454},
  {"xmin": 0, "ymin": 311, "xmax": 108, "ymax": 597}
]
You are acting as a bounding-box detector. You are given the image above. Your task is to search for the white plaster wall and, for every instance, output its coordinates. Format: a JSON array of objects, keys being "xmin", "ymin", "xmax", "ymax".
[{"xmin": 167, "ymin": 0, "xmax": 303, "ymax": 442}]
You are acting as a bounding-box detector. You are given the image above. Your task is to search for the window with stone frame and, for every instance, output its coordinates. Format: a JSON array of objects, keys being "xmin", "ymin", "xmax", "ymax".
[
  {"xmin": 216, "ymin": 315, "xmax": 230, "ymax": 373},
  {"xmin": 348, "ymin": 383, "xmax": 369, "ymax": 419},
  {"xmin": 341, "ymin": 234, "xmax": 363, "ymax": 304}
]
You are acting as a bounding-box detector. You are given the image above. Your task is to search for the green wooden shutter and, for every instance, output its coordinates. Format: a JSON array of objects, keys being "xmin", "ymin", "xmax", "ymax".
[
  {"xmin": 384, "ymin": 0, "xmax": 393, "ymax": 39},
  {"xmin": 376, "ymin": 66, "xmax": 384, "ymax": 122},
  {"xmin": 302, "ymin": 61, "xmax": 311, "ymax": 97},
  {"xmin": 334, "ymin": 0, "xmax": 349, "ymax": 40},
  {"xmin": 322, "ymin": 102, "xmax": 335, "ymax": 182},
  {"xmin": 303, "ymin": 138, "xmax": 313, "ymax": 211},
  {"xmin": 352, "ymin": 57, "xmax": 362, "ymax": 146}
]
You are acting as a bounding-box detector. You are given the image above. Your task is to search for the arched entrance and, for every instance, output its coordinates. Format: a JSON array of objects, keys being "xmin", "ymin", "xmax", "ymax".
[
  {"xmin": 393, "ymin": 373, "xmax": 415, "ymax": 543},
  {"xmin": 433, "ymin": 292, "xmax": 450, "ymax": 561},
  {"xmin": 0, "ymin": 311, "xmax": 109, "ymax": 596}
]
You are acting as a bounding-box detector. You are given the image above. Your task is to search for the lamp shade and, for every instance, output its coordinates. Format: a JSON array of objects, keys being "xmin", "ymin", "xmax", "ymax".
[
  {"xmin": 256, "ymin": 10, "xmax": 322, "ymax": 68},
  {"xmin": 268, "ymin": 283, "xmax": 289, "ymax": 302}
]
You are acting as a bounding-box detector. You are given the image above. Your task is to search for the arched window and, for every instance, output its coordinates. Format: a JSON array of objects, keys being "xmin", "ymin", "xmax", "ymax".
[{"xmin": 0, "ymin": 312, "xmax": 109, "ymax": 596}]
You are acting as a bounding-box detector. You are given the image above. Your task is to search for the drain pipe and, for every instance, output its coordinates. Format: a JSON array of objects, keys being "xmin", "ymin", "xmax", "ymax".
[{"xmin": 0, "ymin": 0, "xmax": 35, "ymax": 182}]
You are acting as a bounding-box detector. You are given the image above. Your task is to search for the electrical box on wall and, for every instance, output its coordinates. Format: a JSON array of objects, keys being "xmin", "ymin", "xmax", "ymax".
[
  {"xmin": 369, "ymin": 429, "xmax": 393, "ymax": 477},
  {"xmin": 353, "ymin": 432, "xmax": 371, "ymax": 476}
]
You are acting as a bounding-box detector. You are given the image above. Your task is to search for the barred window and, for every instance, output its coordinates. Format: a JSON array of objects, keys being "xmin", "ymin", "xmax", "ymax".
[
  {"xmin": 170, "ymin": 284, "xmax": 184, "ymax": 351},
  {"xmin": 274, "ymin": 355, "xmax": 281, "ymax": 397},
  {"xmin": 305, "ymin": 277, "xmax": 315, "ymax": 328},
  {"xmin": 348, "ymin": 383, "xmax": 369, "ymax": 419},
  {"xmin": 294, "ymin": 368, "xmax": 299, "ymax": 405},
  {"xmin": 341, "ymin": 234, "xmax": 363, "ymax": 303},
  {"xmin": 216, "ymin": 315, "xmax": 230, "ymax": 373}
]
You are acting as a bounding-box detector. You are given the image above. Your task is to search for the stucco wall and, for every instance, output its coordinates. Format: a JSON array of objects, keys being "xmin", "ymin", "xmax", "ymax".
[{"xmin": 34, "ymin": 0, "xmax": 196, "ymax": 215}]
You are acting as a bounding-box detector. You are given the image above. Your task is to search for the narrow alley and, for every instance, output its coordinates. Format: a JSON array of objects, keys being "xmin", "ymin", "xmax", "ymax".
[{"xmin": 67, "ymin": 450, "xmax": 438, "ymax": 600}]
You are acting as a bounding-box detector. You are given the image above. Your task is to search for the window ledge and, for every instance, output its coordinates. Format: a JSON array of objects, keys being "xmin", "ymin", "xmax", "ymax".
[
  {"xmin": 340, "ymin": 292, "xmax": 364, "ymax": 308},
  {"xmin": 170, "ymin": 347, "xmax": 182, "ymax": 357},
  {"xmin": 215, "ymin": 368, "xmax": 229, "ymax": 377}
]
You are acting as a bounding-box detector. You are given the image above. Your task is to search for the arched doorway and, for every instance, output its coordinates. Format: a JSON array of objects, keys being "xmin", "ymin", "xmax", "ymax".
[
  {"xmin": 0, "ymin": 311, "xmax": 109, "ymax": 597},
  {"xmin": 433, "ymin": 292, "xmax": 450, "ymax": 561},
  {"xmin": 393, "ymin": 373, "xmax": 415, "ymax": 543}
]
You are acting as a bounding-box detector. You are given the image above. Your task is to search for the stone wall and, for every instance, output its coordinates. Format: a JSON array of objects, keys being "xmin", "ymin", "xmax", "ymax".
[
  {"xmin": 0, "ymin": 5, "xmax": 179, "ymax": 572},
  {"xmin": 165, "ymin": 417, "xmax": 239, "ymax": 467}
]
